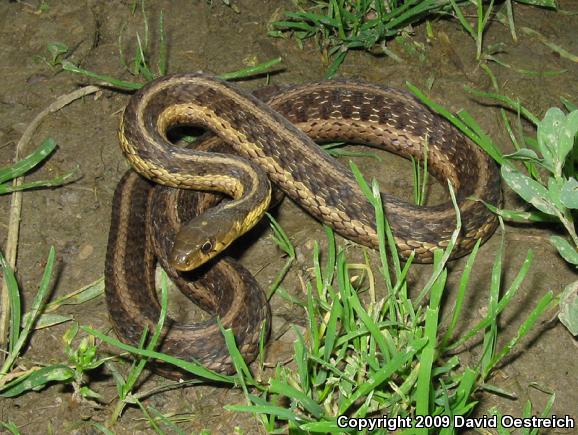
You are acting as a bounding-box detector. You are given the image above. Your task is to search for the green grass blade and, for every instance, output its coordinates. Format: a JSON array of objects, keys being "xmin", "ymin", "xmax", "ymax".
[
  {"xmin": 488, "ymin": 291, "xmax": 555, "ymax": 373},
  {"xmin": 480, "ymin": 219, "xmax": 504, "ymax": 377},
  {"xmin": 338, "ymin": 337, "xmax": 428, "ymax": 414},
  {"xmin": 0, "ymin": 138, "xmax": 57, "ymax": 184},
  {"xmin": 514, "ymin": 0, "xmax": 557, "ymax": 7},
  {"xmin": 349, "ymin": 162, "xmax": 399, "ymax": 296},
  {"xmin": 450, "ymin": 367, "xmax": 479, "ymax": 413},
  {"xmin": 269, "ymin": 379, "xmax": 323, "ymax": 418},
  {"xmin": 90, "ymin": 422, "xmax": 115, "ymax": 435},
  {"xmin": 123, "ymin": 271, "xmax": 170, "ymax": 398},
  {"xmin": 135, "ymin": 33, "xmax": 154, "ymax": 81},
  {"xmin": 322, "ymin": 225, "xmax": 337, "ymax": 289},
  {"xmin": 321, "ymin": 297, "xmax": 341, "ymax": 361},
  {"xmin": 521, "ymin": 26, "xmax": 578, "ymax": 62},
  {"xmin": 331, "ymin": 0, "xmax": 346, "ymax": 40},
  {"xmin": 61, "ymin": 61, "xmax": 143, "ymax": 89},
  {"xmin": 348, "ymin": 292, "xmax": 392, "ymax": 359},
  {"xmin": 217, "ymin": 57, "xmax": 283, "ymax": 81},
  {"xmin": 266, "ymin": 214, "xmax": 295, "ymax": 298},
  {"xmin": 406, "ymin": 82, "xmax": 505, "ymax": 165},
  {"xmin": 441, "ymin": 239, "xmax": 481, "ymax": 348},
  {"xmin": 485, "ymin": 54, "xmax": 566, "ymax": 77},
  {"xmin": 325, "ymin": 50, "xmax": 348, "ymax": 79},
  {"xmin": 225, "ymin": 403, "xmax": 302, "ymax": 422},
  {"xmin": 0, "ymin": 421, "xmax": 20, "ymax": 435},
  {"xmin": 455, "ymin": 110, "xmax": 505, "ymax": 163},
  {"xmin": 220, "ymin": 321, "xmax": 255, "ymax": 386},
  {"xmin": 478, "ymin": 199, "xmax": 558, "ymax": 223},
  {"xmin": 299, "ymin": 420, "xmax": 342, "ymax": 432},
  {"xmin": 42, "ymin": 277, "xmax": 104, "ymax": 312},
  {"xmin": 449, "ymin": 249, "xmax": 534, "ymax": 350},
  {"xmin": 415, "ymin": 250, "xmax": 445, "ymax": 425},
  {"xmin": 23, "ymin": 313, "xmax": 72, "ymax": 330},
  {"xmin": 82, "ymin": 326, "xmax": 235, "ymax": 384},
  {"xmin": 134, "ymin": 399, "xmax": 163, "ymax": 434},
  {"xmin": 0, "ymin": 250, "xmax": 21, "ymax": 355},
  {"xmin": 0, "ymin": 169, "xmax": 78, "ymax": 195},
  {"xmin": 464, "ymin": 86, "xmax": 540, "ymax": 125},
  {"xmin": 449, "ymin": 0, "xmax": 475, "ymax": 38},
  {"xmin": 415, "ymin": 182, "xmax": 461, "ymax": 305},
  {"xmin": 1, "ymin": 247, "xmax": 55, "ymax": 376}
]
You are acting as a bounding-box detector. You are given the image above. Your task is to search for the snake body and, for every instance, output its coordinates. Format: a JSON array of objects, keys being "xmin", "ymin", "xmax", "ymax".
[
  {"xmin": 106, "ymin": 74, "xmax": 502, "ymax": 375},
  {"xmin": 105, "ymin": 171, "xmax": 270, "ymax": 375}
]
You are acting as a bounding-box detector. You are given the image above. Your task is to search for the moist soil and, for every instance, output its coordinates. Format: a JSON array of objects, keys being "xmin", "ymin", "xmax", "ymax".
[{"xmin": 0, "ymin": 1, "xmax": 577, "ymax": 433}]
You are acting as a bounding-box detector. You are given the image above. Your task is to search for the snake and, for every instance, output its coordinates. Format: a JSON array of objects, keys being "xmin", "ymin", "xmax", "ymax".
[
  {"xmin": 105, "ymin": 170, "xmax": 270, "ymax": 375},
  {"xmin": 105, "ymin": 73, "xmax": 502, "ymax": 376}
]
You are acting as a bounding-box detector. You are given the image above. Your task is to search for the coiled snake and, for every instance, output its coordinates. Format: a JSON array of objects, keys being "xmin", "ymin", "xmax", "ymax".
[{"xmin": 105, "ymin": 74, "xmax": 501, "ymax": 376}]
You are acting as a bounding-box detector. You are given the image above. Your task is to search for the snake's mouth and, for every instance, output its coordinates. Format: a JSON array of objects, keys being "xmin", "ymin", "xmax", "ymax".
[
  {"xmin": 169, "ymin": 236, "xmax": 219, "ymax": 272},
  {"xmin": 169, "ymin": 250, "xmax": 198, "ymax": 271}
]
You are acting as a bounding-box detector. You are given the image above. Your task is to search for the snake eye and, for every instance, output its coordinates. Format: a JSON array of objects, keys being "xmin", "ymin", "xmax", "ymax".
[{"xmin": 200, "ymin": 240, "xmax": 213, "ymax": 254}]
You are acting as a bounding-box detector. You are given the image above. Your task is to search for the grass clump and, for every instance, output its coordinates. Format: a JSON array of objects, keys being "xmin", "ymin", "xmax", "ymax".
[
  {"xmin": 0, "ymin": 138, "xmax": 76, "ymax": 196},
  {"xmin": 270, "ymin": 0, "xmax": 560, "ymax": 78},
  {"xmin": 221, "ymin": 167, "xmax": 553, "ymax": 433},
  {"xmin": 74, "ymin": 164, "xmax": 554, "ymax": 433},
  {"xmin": 0, "ymin": 249, "xmax": 108, "ymax": 403},
  {"xmin": 408, "ymin": 72, "xmax": 578, "ymax": 336}
]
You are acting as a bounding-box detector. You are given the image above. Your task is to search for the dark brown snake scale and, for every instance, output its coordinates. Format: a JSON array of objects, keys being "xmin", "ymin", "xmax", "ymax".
[{"xmin": 105, "ymin": 74, "xmax": 502, "ymax": 377}]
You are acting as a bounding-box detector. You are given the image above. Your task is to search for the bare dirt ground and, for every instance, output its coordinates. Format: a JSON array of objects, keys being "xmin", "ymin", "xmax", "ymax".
[{"xmin": 1, "ymin": 0, "xmax": 577, "ymax": 433}]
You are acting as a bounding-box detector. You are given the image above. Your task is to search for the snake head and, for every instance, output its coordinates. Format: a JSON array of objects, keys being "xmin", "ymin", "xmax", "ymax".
[{"xmin": 169, "ymin": 209, "xmax": 238, "ymax": 271}]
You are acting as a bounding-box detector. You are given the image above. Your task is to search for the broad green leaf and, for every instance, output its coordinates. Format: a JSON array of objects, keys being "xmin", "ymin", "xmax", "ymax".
[
  {"xmin": 537, "ymin": 107, "xmax": 565, "ymax": 173},
  {"xmin": 547, "ymin": 177, "xmax": 565, "ymax": 209},
  {"xmin": 0, "ymin": 365, "xmax": 74, "ymax": 397},
  {"xmin": 559, "ymin": 280, "xmax": 578, "ymax": 336},
  {"xmin": 501, "ymin": 165, "xmax": 558, "ymax": 216},
  {"xmin": 559, "ymin": 110, "xmax": 578, "ymax": 166},
  {"xmin": 560, "ymin": 177, "xmax": 578, "ymax": 209},
  {"xmin": 550, "ymin": 235, "xmax": 578, "ymax": 265},
  {"xmin": 537, "ymin": 108, "xmax": 578, "ymax": 177}
]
